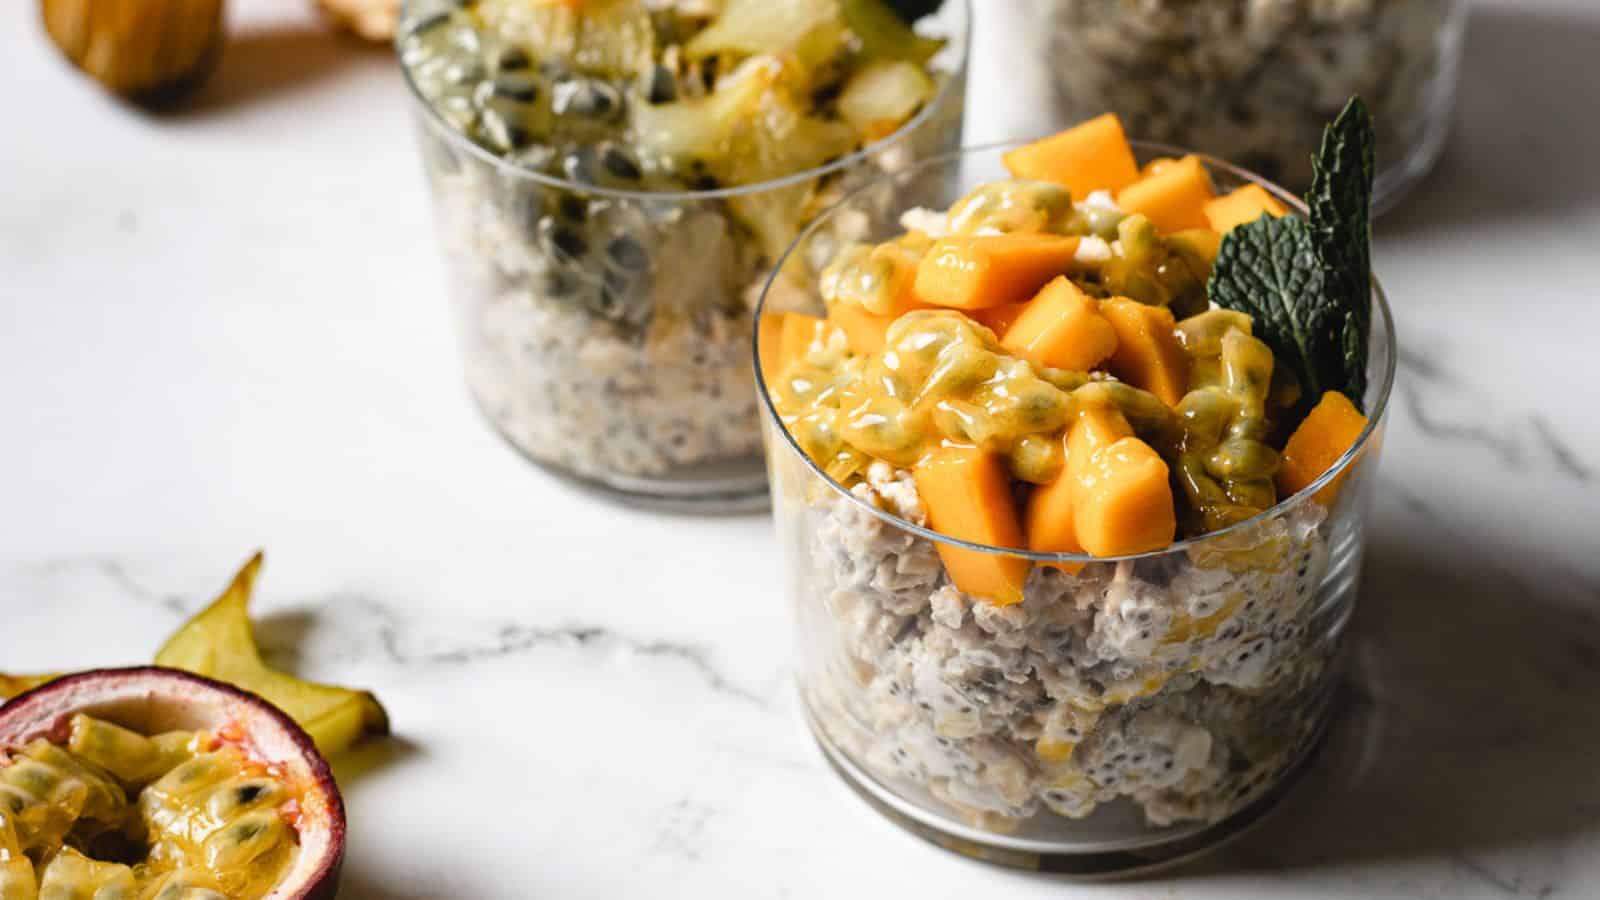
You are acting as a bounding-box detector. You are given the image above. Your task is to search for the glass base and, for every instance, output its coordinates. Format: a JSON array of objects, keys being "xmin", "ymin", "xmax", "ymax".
[
  {"xmin": 803, "ymin": 694, "xmax": 1335, "ymax": 878},
  {"xmin": 476, "ymin": 402, "xmax": 770, "ymax": 514}
]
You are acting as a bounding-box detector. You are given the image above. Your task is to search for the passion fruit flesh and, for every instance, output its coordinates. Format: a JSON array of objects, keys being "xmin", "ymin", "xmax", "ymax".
[{"xmin": 0, "ymin": 667, "xmax": 344, "ymax": 900}]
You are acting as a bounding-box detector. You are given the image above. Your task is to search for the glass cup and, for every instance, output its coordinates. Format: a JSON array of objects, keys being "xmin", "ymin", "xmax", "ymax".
[
  {"xmin": 1047, "ymin": 0, "xmax": 1468, "ymax": 212},
  {"xmin": 755, "ymin": 143, "xmax": 1396, "ymax": 873},
  {"xmin": 398, "ymin": 1, "xmax": 970, "ymax": 512}
]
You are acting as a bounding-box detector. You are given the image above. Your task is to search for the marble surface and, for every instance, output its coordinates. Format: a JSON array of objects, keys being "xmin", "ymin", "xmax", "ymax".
[{"xmin": 3, "ymin": 0, "xmax": 1598, "ymax": 897}]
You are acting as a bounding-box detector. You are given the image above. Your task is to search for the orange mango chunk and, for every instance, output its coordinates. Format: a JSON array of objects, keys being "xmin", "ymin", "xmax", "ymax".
[
  {"xmin": 1203, "ymin": 184, "xmax": 1289, "ymax": 233},
  {"xmin": 1116, "ymin": 155, "xmax": 1216, "ymax": 233},
  {"xmin": 776, "ymin": 313, "xmax": 833, "ymax": 371},
  {"xmin": 757, "ymin": 313, "xmax": 787, "ymax": 383},
  {"xmin": 914, "ymin": 446, "xmax": 1031, "ymax": 605},
  {"xmin": 1071, "ymin": 435, "xmax": 1176, "ymax": 557},
  {"xmin": 1001, "ymin": 113, "xmax": 1141, "ymax": 200},
  {"xmin": 1028, "ymin": 402, "xmax": 1176, "ymax": 561},
  {"xmin": 914, "ymin": 234, "xmax": 1082, "ymax": 310},
  {"xmin": 969, "ymin": 302, "xmax": 1030, "ymax": 338},
  {"xmin": 1023, "ymin": 437, "xmax": 1085, "ymax": 574},
  {"xmin": 826, "ymin": 302, "xmax": 899, "ymax": 355},
  {"xmin": 1277, "ymin": 391, "xmax": 1369, "ymax": 502},
  {"xmin": 1099, "ymin": 298, "xmax": 1190, "ymax": 407},
  {"xmin": 1000, "ymin": 276, "xmax": 1118, "ymax": 372}
]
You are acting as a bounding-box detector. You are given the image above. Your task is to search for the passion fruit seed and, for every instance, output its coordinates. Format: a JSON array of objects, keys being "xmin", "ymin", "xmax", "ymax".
[
  {"xmin": 202, "ymin": 810, "xmax": 291, "ymax": 871},
  {"xmin": 22, "ymin": 742, "xmax": 123, "ymax": 822},
  {"xmin": 203, "ymin": 777, "xmax": 281, "ymax": 821}
]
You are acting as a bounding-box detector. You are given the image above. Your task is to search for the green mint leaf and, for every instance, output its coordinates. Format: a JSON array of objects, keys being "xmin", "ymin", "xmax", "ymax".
[
  {"xmin": 1341, "ymin": 316, "xmax": 1366, "ymax": 403},
  {"xmin": 1208, "ymin": 214, "xmax": 1338, "ymax": 402},
  {"xmin": 1308, "ymin": 96, "xmax": 1375, "ymax": 409}
]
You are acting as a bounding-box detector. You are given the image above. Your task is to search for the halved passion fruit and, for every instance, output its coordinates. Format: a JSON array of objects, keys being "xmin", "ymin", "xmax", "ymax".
[{"xmin": 0, "ymin": 667, "xmax": 344, "ymax": 900}]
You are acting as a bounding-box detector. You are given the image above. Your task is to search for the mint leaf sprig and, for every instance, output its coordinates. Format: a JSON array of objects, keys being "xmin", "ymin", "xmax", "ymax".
[
  {"xmin": 1208, "ymin": 96, "xmax": 1375, "ymax": 413},
  {"xmin": 1309, "ymin": 97, "xmax": 1375, "ymax": 408}
]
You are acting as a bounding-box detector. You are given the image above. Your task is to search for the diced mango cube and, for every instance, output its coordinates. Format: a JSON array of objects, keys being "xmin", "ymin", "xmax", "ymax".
[
  {"xmin": 1203, "ymin": 183, "xmax": 1289, "ymax": 233},
  {"xmin": 1116, "ymin": 155, "xmax": 1216, "ymax": 233},
  {"xmin": 1027, "ymin": 402, "xmax": 1176, "ymax": 561},
  {"xmin": 1023, "ymin": 437, "xmax": 1086, "ymax": 575},
  {"xmin": 1002, "ymin": 113, "xmax": 1141, "ymax": 199},
  {"xmin": 781, "ymin": 313, "xmax": 831, "ymax": 362},
  {"xmin": 757, "ymin": 312, "xmax": 787, "ymax": 384},
  {"xmin": 914, "ymin": 446, "xmax": 1031, "ymax": 605},
  {"xmin": 1000, "ymin": 276, "xmax": 1119, "ymax": 372},
  {"xmin": 826, "ymin": 302, "xmax": 900, "ymax": 355},
  {"xmin": 1277, "ymin": 391, "xmax": 1369, "ymax": 502},
  {"xmin": 969, "ymin": 302, "xmax": 1029, "ymax": 338},
  {"xmin": 914, "ymin": 234, "xmax": 1081, "ymax": 310},
  {"xmin": 1070, "ymin": 435, "xmax": 1176, "ymax": 557},
  {"xmin": 1099, "ymin": 297, "xmax": 1190, "ymax": 407}
]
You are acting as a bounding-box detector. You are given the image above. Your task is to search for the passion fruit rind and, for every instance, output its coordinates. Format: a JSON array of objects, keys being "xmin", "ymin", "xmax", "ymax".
[{"xmin": 0, "ymin": 666, "xmax": 345, "ymax": 900}]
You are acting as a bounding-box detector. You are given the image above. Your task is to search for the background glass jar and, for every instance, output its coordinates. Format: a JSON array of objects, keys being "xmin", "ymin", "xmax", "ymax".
[
  {"xmin": 755, "ymin": 144, "xmax": 1396, "ymax": 873},
  {"xmin": 1048, "ymin": 0, "xmax": 1467, "ymax": 211},
  {"xmin": 398, "ymin": 0, "xmax": 970, "ymax": 511}
]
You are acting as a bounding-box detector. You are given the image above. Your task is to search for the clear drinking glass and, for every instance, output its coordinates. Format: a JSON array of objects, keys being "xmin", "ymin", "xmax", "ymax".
[
  {"xmin": 755, "ymin": 143, "xmax": 1396, "ymax": 873},
  {"xmin": 398, "ymin": 1, "xmax": 970, "ymax": 511},
  {"xmin": 1048, "ymin": 0, "xmax": 1467, "ymax": 211}
]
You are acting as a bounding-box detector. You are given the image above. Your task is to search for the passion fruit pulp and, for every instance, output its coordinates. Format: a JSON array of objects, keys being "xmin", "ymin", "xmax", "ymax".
[{"xmin": 0, "ymin": 667, "xmax": 344, "ymax": 900}]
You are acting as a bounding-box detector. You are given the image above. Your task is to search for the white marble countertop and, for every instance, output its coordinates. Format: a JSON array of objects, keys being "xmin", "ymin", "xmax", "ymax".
[{"xmin": 3, "ymin": 0, "xmax": 1598, "ymax": 897}]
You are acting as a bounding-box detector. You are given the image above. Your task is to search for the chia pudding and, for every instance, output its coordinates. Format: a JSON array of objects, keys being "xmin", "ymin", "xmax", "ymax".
[
  {"xmin": 757, "ymin": 123, "xmax": 1393, "ymax": 850},
  {"xmin": 1047, "ymin": 0, "xmax": 1466, "ymax": 207},
  {"xmin": 794, "ymin": 460, "xmax": 1339, "ymax": 829},
  {"xmin": 399, "ymin": 0, "xmax": 968, "ymax": 501}
]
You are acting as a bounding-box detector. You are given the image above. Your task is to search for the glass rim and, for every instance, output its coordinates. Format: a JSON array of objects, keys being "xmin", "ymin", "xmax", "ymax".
[
  {"xmin": 752, "ymin": 138, "xmax": 1399, "ymax": 564},
  {"xmin": 395, "ymin": 0, "xmax": 973, "ymax": 203}
]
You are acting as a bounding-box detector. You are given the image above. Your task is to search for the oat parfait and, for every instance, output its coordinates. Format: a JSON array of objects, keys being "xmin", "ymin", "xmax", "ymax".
[
  {"xmin": 757, "ymin": 103, "xmax": 1394, "ymax": 867},
  {"xmin": 399, "ymin": 0, "xmax": 969, "ymax": 506}
]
